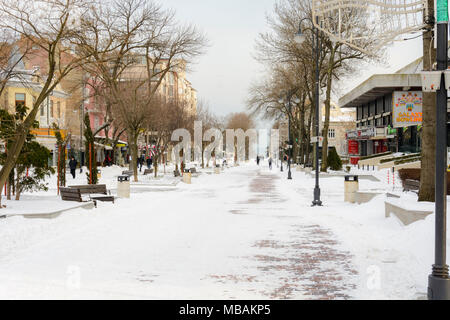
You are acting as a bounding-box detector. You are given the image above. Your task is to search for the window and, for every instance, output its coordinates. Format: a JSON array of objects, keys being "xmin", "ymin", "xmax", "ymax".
[
  {"xmin": 328, "ymin": 129, "xmax": 336, "ymax": 139},
  {"xmin": 50, "ymin": 100, "xmax": 54, "ymax": 118},
  {"xmin": 384, "ymin": 94, "xmax": 393, "ymax": 113},
  {"xmin": 369, "ymin": 101, "xmax": 376, "ymax": 116},
  {"xmin": 15, "ymin": 93, "xmax": 25, "ymax": 107},
  {"xmin": 376, "ymin": 117, "xmax": 383, "ymax": 127},
  {"xmin": 376, "ymin": 97, "xmax": 384, "ymax": 115},
  {"xmin": 94, "ymin": 116, "xmax": 99, "ymax": 129},
  {"xmin": 57, "ymin": 101, "xmax": 61, "ymax": 118}
]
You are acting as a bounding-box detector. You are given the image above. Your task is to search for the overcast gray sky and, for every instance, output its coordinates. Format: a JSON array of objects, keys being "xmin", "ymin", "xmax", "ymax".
[
  {"xmin": 161, "ymin": 0, "xmax": 275, "ymax": 118},
  {"xmin": 161, "ymin": 0, "xmax": 424, "ymax": 120}
]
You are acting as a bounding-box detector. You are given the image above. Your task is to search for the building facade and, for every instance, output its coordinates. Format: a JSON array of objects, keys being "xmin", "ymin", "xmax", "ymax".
[{"xmin": 338, "ymin": 58, "xmax": 424, "ymax": 164}]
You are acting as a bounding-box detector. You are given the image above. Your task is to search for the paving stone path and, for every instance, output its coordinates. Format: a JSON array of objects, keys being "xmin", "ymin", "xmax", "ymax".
[{"xmin": 213, "ymin": 169, "xmax": 359, "ymax": 299}]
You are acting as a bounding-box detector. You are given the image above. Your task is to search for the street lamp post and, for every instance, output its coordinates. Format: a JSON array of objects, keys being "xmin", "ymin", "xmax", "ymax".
[
  {"xmin": 295, "ymin": 16, "xmax": 322, "ymax": 206},
  {"xmin": 428, "ymin": 2, "xmax": 450, "ymax": 300},
  {"xmin": 279, "ymin": 95, "xmax": 301, "ymax": 180}
]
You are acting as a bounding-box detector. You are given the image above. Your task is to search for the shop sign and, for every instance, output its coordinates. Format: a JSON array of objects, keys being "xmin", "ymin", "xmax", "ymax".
[
  {"xmin": 393, "ymin": 91, "xmax": 423, "ymax": 128},
  {"xmin": 358, "ymin": 127, "xmax": 375, "ymax": 139},
  {"xmin": 348, "ymin": 140, "xmax": 359, "ymax": 155}
]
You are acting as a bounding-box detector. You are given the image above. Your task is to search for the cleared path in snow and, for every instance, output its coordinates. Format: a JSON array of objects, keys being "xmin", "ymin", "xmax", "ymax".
[{"xmin": 0, "ymin": 164, "xmax": 358, "ymax": 299}]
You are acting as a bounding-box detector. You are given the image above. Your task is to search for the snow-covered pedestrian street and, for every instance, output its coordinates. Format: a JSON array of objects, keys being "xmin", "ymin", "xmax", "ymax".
[{"xmin": 0, "ymin": 164, "xmax": 447, "ymax": 299}]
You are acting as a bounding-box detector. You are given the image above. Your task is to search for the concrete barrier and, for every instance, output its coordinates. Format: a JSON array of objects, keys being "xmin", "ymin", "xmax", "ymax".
[
  {"xmin": 385, "ymin": 201, "xmax": 433, "ymax": 226},
  {"xmin": 355, "ymin": 191, "xmax": 382, "ymax": 204}
]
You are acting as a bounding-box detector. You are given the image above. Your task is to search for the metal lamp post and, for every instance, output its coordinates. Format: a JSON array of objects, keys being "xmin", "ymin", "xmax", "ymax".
[
  {"xmin": 295, "ymin": 16, "xmax": 322, "ymax": 206},
  {"xmin": 428, "ymin": 0, "xmax": 450, "ymax": 300},
  {"xmin": 279, "ymin": 95, "xmax": 301, "ymax": 180}
]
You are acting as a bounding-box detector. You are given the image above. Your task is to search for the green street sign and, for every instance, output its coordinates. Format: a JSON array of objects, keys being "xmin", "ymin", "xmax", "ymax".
[{"xmin": 437, "ymin": 0, "xmax": 449, "ymax": 23}]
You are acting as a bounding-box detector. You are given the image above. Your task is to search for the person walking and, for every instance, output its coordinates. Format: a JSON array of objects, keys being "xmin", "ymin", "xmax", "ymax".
[
  {"xmin": 268, "ymin": 157, "xmax": 273, "ymax": 170},
  {"xmin": 256, "ymin": 156, "xmax": 260, "ymax": 166},
  {"xmin": 69, "ymin": 156, "xmax": 78, "ymax": 179}
]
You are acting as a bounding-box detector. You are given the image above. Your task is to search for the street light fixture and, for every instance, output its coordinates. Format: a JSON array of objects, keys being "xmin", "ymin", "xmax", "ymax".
[
  {"xmin": 279, "ymin": 95, "xmax": 300, "ymax": 180},
  {"xmin": 296, "ymin": 16, "xmax": 322, "ymax": 206}
]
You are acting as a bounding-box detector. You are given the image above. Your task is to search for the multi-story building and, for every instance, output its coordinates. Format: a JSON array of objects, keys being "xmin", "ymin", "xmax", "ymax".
[
  {"xmin": 338, "ymin": 57, "xmax": 424, "ymax": 164},
  {"xmin": 0, "ymin": 64, "xmax": 69, "ymax": 165},
  {"xmin": 321, "ymin": 101, "xmax": 356, "ymax": 158},
  {"xmin": 85, "ymin": 56, "xmax": 198, "ymax": 165}
]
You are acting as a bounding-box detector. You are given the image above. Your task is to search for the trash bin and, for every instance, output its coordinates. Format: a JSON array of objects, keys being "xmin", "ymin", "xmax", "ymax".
[
  {"xmin": 183, "ymin": 169, "xmax": 192, "ymax": 184},
  {"xmin": 344, "ymin": 175, "xmax": 359, "ymax": 203},
  {"xmin": 117, "ymin": 175, "xmax": 130, "ymax": 198},
  {"xmin": 214, "ymin": 164, "xmax": 221, "ymax": 174}
]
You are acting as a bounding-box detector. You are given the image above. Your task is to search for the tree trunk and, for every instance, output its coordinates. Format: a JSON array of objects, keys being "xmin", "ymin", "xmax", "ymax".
[
  {"xmin": 7, "ymin": 169, "xmax": 13, "ymax": 200},
  {"xmin": 419, "ymin": 1, "xmax": 436, "ymax": 202},
  {"xmin": 321, "ymin": 50, "xmax": 335, "ymax": 172},
  {"xmin": 305, "ymin": 106, "xmax": 313, "ymax": 165},
  {"xmin": 129, "ymin": 131, "xmax": 139, "ymax": 183},
  {"xmin": 299, "ymin": 104, "xmax": 305, "ymax": 164},
  {"xmin": 15, "ymin": 169, "xmax": 23, "ymax": 201}
]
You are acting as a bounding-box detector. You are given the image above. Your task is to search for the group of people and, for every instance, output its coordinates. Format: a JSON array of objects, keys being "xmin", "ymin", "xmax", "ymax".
[
  {"xmin": 138, "ymin": 154, "xmax": 153, "ymax": 172},
  {"xmin": 256, "ymin": 155, "xmax": 273, "ymax": 170}
]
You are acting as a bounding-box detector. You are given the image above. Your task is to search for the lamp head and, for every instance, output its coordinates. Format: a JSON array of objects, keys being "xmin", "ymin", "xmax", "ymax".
[{"xmin": 294, "ymin": 28, "xmax": 306, "ymax": 45}]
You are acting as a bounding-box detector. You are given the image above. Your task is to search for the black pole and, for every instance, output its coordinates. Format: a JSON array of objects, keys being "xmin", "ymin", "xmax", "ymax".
[
  {"xmin": 428, "ymin": 20, "xmax": 450, "ymax": 300},
  {"xmin": 281, "ymin": 148, "xmax": 284, "ymax": 172},
  {"xmin": 312, "ymin": 16, "xmax": 322, "ymax": 206},
  {"xmin": 288, "ymin": 99, "xmax": 292, "ymax": 180}
]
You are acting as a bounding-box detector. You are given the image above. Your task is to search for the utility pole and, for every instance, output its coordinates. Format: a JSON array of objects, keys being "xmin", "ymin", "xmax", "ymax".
[{"xmin": 428, "ymin": 0, "xmax": 450, "ymax": 300}]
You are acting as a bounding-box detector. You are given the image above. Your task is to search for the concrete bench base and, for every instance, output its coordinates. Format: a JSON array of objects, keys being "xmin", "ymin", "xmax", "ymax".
[
  {"xmin": 6, "ymin": 202, "xmax": 95, "ymax": 220},
  {"xmin": 355, "ymin": 192, "xmax": 383, "ymax": 204},
  {"xmin": 385, "ymin": 201, "xmax": 433, "ymax": 226}
]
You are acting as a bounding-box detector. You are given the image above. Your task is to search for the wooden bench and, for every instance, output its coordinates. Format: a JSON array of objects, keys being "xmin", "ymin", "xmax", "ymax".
[
  {"xmin": 68, "ymin": 184, "xmax": 115, "ymax": 206},
  {"xmin": 122, "ymin": 170, "xmax": 133, "ymax": 176},
  {"xmin": 144, "ymin": 168, "xmax": 154, "ymax": 175},
  {"xmin": 403, "ymin": 179, "xmax": 420, "ymax": 194},
  {"xmin": 60, "ymin": 187, "xmax": 84, "ymax": 203}
]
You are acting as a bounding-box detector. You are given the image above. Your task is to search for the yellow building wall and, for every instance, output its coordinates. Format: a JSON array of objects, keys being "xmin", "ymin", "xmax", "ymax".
[{"xmin": 1, "ymin": 86, "xmax": 67, "ymax": 129}]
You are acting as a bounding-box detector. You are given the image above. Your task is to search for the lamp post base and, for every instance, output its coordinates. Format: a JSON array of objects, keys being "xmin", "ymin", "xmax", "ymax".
[
  {"xmin": 288, "ymin": 170, "xmax": 292, "ymax": 180},
  {"xmin": 312, "ymin": 187, "xmax": 322, "ymax": 206},
  {"xmin": 428, "ymin": 272, "xmax": 450, "ymax": 300}
]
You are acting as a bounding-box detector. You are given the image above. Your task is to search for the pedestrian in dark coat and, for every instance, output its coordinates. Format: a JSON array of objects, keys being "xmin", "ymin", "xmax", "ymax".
[{"xmin": 69, "ymin": 156, "xmax": 77, "ymax": 179}]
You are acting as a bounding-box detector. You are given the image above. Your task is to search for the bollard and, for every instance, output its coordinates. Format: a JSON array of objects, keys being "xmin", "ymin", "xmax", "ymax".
[
  {"xmin": 117, "ymin": 175, "xmax": 130, "ymax": 198},
  {"xmin": 344, "ymin": 175, "xmax": 359, "ymax": 203}
]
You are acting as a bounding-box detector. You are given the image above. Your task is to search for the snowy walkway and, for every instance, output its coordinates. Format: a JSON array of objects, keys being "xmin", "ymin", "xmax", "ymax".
[{"xmin": 0, "ymin": 163, "xmax": 443, "ymax": 299}]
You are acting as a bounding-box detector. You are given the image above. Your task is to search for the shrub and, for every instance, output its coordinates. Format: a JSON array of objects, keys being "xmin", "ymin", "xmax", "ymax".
[{"xmin": 327, "ymin": 147, "xmax": 342, "ymax": 171}]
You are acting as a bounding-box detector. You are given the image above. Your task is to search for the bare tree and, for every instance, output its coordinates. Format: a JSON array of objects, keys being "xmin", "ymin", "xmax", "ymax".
[
  {"xmin": 0, "ymin": 0, "xmax": 99, "ymax": 207},
  {"xmin": 419, "ymin": 0, "xmax": 436, "ymax": 202},
  {"xmin": 226, "ymin": 112, "xmax": 255, "ymax": 163},
  {"xmin": 77, "ymin": 0, "xmax": 207, "ymax": 182},
  {"xmin": 196, "ymin": 101, "xmax": 223, "ymax": 167},
  {"xmin": 250, "ymin": 0, "xmax": 384, "ymax": 171}
]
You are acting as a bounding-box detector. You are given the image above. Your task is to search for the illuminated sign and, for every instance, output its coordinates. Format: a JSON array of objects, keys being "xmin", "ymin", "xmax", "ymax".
[{"xmin": 393, "ymin": 91, "xmax": 423, "ymax": 128}]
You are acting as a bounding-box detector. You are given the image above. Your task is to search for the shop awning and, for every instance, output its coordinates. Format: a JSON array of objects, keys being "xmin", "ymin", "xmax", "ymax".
[{"xmin": 339, "ymin": 74, "xmax": 422, "ymax": 109}]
